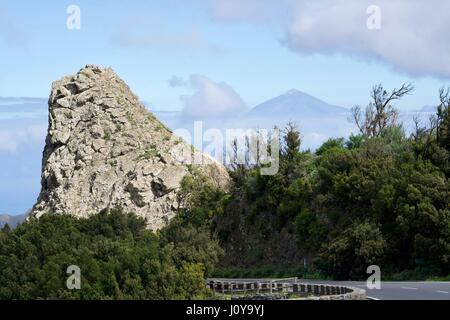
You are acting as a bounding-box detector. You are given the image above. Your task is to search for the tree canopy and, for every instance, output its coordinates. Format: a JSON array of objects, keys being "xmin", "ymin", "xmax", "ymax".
[{"xmin": 0, "ymin": 208, "xmax": 221, "ymax": 299}]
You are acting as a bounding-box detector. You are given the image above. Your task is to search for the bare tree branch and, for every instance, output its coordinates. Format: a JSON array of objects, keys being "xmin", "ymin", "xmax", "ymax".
[{"xmin": 351, "ymin": 83, "xmax": 414, "ymax": 137}]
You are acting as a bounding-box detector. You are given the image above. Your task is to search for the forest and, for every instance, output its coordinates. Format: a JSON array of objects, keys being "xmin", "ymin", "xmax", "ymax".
[
  {"xmin": 213, "ymin": 84, "xmax": 450, "ymax": 280},
  {"xmin": 0, "ymin": 84, "xmax": 449, "ymax": 299}
]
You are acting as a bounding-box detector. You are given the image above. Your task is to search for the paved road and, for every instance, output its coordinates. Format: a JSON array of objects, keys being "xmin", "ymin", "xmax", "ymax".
[
  {"xmin": 209, "ymin": 278, "xmax": 450, "ymax": 300},
  {"xmin": 301, "ymin": 280, "xmax": 450, "ymax": 300}
]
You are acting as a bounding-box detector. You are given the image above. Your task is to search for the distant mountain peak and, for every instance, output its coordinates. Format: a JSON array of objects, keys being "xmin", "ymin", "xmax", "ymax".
[
  {"xmin": 248, "ymin": 89, "xmax": 348, "ymax": 117},
  {"xmin": 286, "ymin": 88, "xmax": 301, "ymax": 95}
]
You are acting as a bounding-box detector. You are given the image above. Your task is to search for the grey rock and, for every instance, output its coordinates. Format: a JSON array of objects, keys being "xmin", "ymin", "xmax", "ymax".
[{"xmin": 31, "ymin": 65, "xmax": 230, "ymax": 230}]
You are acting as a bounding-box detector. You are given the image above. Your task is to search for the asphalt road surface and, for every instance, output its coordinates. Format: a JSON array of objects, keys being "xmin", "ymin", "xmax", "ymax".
[
  {"xmin": 302, "ymin": 280, "xmax": 450, "ymax": 300},
  {"xmin": 209, "ymin": 278, "xmax": 450, "ymax": 300}
]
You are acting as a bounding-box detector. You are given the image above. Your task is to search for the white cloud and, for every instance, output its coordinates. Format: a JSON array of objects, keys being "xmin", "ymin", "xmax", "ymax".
[
  {"xmin": 181, "ymin": 75, "xmax": 247, "ymax": 118},
  {"xmin": 284, "ymin": 0, "xmax": 450, "ymax": 78},
  {"xmin": 0, "ymin": 124, "xmax": 46, "ymax": 154},
  {"xmin": 302, "ymin": 132, "xmax": 329, "ymax": 149},
  {"xmin": 206, "ymin": 0, "xmax": 450, "ymax": 78},
  {"xmin": 0, "ymin": 131, "xmax": 17, "ymax": 153}
]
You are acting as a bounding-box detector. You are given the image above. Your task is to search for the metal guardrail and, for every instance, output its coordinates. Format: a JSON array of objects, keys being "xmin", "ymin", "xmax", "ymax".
[{"xmin": 206, "ymin": 279, "xmax": 366, "ymax": 300}]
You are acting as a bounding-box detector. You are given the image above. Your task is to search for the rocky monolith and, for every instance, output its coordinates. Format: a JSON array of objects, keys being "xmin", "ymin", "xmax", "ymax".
[{"xmin": 31, "ymin": 65, "xmax": 229, "ymax": 230}]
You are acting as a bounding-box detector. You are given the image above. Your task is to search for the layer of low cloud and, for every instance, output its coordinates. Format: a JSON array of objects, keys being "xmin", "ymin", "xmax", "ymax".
[
  {"xmin": 207, "ymin": 0, "xmax": 450, "ymax": 78},
  {"xmin": 0, "ymin": 124, "xmax": 46, "ymax": 153},
  {"xmin": 180, "ymin": 75, "xmax": 247, "ymax": 118}
]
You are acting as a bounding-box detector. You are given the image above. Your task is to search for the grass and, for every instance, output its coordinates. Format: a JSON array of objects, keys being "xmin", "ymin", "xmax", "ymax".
[
  {"xmin": 126, "ymin": 111, "xmax": 137, "ymax": 127},
  {"xmin": 104, "ymin": 128, "xmax": 112, "ymax": 140},
  {"xmin": 140, "ymin": 144, "xmax": 158, "ymax": 160}
]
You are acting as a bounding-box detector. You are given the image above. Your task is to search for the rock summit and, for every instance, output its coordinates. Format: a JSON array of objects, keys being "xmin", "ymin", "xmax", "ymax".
[{"xmin": 31, "ymin": 65, "xmax": 229, "ymax": 230}]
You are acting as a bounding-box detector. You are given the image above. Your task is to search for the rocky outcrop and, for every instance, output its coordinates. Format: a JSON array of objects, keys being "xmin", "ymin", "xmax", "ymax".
[{"xmin": 31, "ymin": 65, "xmax": 229, "ymax": 230}]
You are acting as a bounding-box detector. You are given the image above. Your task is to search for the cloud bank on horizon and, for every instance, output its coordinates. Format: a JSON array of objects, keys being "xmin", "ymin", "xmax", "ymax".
[
  {"xmin": 208, "ymin": 0, "xmax": 450, "ymax": 78},
  {"xmin": 0, "ymin": 0, "xmax": 449, "ymax": 215},
  {"xmin": 168, "ymin": 73, "xmax": 248, "ymax": 118},
  {"xmin": 179, "ymin": 74, "xmax": 248, "ymax": 118},
  {"xmin": 0, "ymin": 124, "xmax": 45, "ymax": 153}
]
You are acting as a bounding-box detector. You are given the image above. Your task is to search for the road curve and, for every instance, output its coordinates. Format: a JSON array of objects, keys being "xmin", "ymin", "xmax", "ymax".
[
  {"xmin": 209, "ymin": 278, "xmax": 450, "ymax": 300},
  {"xmin": 300, "ymin": 280, "xmax": 450, "ymax": 300}
]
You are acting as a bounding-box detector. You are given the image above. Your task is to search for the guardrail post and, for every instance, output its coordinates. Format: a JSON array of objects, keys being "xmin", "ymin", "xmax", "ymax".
[{"xmin": 313, "ymin": 285, "xmax": 319, "ymax": 295}]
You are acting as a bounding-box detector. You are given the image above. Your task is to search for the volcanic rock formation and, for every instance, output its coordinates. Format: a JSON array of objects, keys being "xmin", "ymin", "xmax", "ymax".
[{"xmin": 31, "ymin": 65, "xmax": 229, "ymax": 230}]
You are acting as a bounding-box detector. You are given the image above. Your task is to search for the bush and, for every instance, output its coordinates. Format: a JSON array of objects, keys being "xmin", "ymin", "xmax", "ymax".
[{"xmin": 0, "ymin": 208, "xmax": 216, "ymax": 300}]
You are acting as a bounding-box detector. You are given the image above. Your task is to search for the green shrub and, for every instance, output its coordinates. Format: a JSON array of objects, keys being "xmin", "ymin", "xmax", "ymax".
[{"xmin": 0, "ymin": 208, "xmax": 216, "ymax": 300}]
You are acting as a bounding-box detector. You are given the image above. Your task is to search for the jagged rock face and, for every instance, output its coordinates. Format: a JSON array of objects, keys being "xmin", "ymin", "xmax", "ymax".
[{"xmin": 31, "ymin": 65, "xmax": 229, "ymax": 230}]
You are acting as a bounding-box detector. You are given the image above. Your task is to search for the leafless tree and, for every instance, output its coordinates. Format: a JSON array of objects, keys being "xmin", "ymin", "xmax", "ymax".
[
  {"xmin": 411, "ymin": 113, "xmax": 437, "ymax": 159},
  {"xmin": 437, "ymin": 87, "xmax": 450, "ymax": 142},
  {"xmin": 351, "ymin": 83, "xmax": 414, "ymax": 137},
  {"xmin": 412, "ymin": 114, "xmax": 430, "ymax": 141},
  {"xmin": 229, "ymin": 137, "xmax": 240, "ymax": 171}
]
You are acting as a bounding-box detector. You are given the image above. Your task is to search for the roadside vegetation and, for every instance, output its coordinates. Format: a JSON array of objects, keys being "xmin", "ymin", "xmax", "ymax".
[
  {"xmin": 0, "ymin": 208, "xmax": 219, "ymax": 299},
  {"xmin": 0, "ymin": 84, "xmax": 448, "ymax": 299},
  {"xmin": 212, "ymin": 84, "xmax": 450, "ymax": 281}
]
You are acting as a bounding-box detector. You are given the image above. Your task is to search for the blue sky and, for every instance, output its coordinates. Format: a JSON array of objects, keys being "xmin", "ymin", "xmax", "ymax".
[
  {"xmin": 1, "ymin": 0, "xmax": 449, "ymax": 215},
  {"xmin": 0, "ymin": 0, "xmax": 448, "ymax": 110}
]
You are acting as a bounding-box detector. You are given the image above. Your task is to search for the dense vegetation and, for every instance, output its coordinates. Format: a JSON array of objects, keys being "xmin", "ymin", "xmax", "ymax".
[
  {"xmin": 0, "ymin": 208, "xmax": 221, "ymax": 299},
  {"xmin": 213, "ymin": 84, "xmax": 450, "ymax": 280},
  {"xmin": 0, "ymin": 84, "xmax": 448, "ymax": 299}
]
